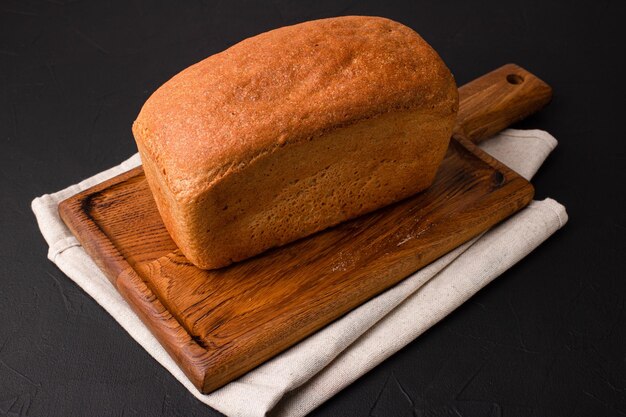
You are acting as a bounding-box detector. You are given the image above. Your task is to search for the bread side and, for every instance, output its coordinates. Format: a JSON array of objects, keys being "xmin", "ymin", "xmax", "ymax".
[{"xmin": 133, "ymin": 16, "xmax": 458, "ymax": 269}]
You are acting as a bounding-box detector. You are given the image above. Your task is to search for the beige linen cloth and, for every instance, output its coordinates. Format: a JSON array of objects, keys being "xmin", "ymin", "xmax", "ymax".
[{"xmin": 32, "ymin": 129, "xmax": 567, "ymax": 417}]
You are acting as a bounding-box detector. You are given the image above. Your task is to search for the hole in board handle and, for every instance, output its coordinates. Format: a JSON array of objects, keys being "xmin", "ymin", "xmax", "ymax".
[{"xmin": 506, "ymin": 73, "xmax": 524, "ymax": 85}]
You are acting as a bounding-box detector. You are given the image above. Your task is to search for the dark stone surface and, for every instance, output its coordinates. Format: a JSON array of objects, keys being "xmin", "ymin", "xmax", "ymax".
[{"xmin": 1, "ymin": 1, "xmax": 624, "ymax": 416}]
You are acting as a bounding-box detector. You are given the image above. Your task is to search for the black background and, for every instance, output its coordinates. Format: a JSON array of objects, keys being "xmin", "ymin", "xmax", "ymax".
[{"xmin": 2, "ymin": 1, "xmax": 625, "ymax": 416}]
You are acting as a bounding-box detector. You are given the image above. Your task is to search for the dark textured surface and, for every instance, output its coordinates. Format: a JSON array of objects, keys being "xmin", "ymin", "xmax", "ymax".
[{"xmin": 1, "ymin": 1, "xmax": 624, "ymax": 416}]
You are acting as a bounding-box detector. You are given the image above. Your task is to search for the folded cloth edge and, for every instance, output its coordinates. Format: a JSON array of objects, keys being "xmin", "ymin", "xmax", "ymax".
[
  {"xmin": 31, "ymin": 129, "xmax": 567, "ymax": 417},
  {"xmin": 272, "ymin": 198, "xmax": 567, "ymax": 417}
]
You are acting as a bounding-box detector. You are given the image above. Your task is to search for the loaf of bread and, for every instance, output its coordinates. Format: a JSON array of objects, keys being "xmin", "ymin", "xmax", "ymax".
[{"xmin": 133, "ymin": 16, "xmax": 458, "ymax": 269}]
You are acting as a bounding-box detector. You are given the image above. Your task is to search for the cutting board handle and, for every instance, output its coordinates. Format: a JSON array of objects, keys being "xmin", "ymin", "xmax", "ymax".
[{"xmin": 454, "ymin": 63, "xmax": 553, "ymax": 144}]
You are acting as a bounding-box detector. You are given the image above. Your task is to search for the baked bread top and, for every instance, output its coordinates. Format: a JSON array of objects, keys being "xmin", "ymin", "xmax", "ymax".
[{"xmin": 133, "ymin": 16, "xmax": 457, "ymax": 201}]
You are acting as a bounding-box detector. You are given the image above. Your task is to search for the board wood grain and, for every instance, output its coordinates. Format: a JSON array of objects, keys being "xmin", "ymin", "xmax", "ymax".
[{"xmin": 59, "ymin": 64, "xmax": 551, "ymax": 393}]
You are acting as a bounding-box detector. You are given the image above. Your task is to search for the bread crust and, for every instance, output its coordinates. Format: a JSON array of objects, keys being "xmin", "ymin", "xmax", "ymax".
[{"xmin": 133, "ymin": 16, "xmax": 458, "ymax": 269}]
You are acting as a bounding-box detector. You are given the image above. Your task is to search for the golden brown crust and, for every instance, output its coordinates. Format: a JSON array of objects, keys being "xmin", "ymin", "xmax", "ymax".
[
  {"xmin": 133, "ymin": 16, "xmax": 458, "ymax": 269},
  {"xmin": 133, "ymin": 16, "xmax": 456, "ymax": 199}
]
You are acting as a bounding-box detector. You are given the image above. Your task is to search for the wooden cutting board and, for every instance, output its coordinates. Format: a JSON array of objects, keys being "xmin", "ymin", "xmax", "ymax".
[{"xmin": 59, "ymin": 64, "xmax": 551, "ymax": 394}]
